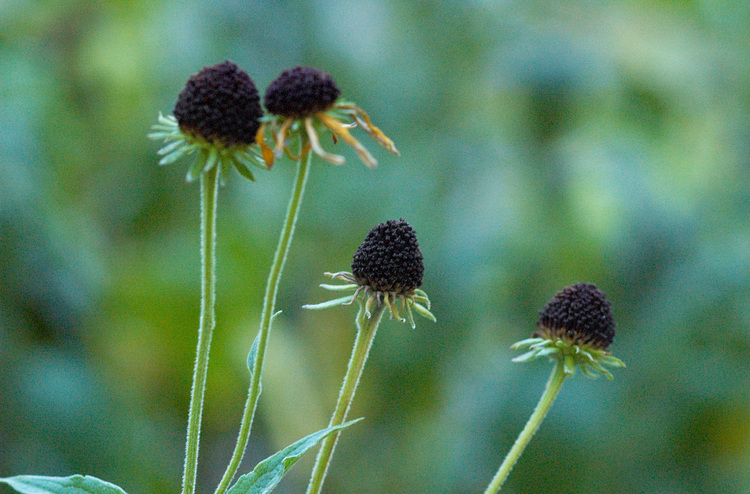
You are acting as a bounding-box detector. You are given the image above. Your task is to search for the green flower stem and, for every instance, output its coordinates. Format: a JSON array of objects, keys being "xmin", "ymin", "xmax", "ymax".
[
  {"xmin": 214, "ymin": 147, "xmax": 313, "ymax": 494},
  {"xmin": 182, "ymin": 164, "xmax": 221, "ymax": 494},
  {"xmin": 483, "ymin": 359, "xmax": 568, "ymax": 494},
  {"xmin": 306, "ymin": 303, "xmax": 387, "ymax": 494}
]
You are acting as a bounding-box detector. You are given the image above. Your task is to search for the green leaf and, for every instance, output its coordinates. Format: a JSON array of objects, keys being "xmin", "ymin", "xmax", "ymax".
[
  {"xmin": 226, "ymin": 420, "xmax": 362, "ymax": 494},
  {"xmin": 0, "ymin": 475, "xmax": 127, "ymax": 494},
  {"xmin": 246, "ymin": 331, "xmax": 262, "ymax": 373}
]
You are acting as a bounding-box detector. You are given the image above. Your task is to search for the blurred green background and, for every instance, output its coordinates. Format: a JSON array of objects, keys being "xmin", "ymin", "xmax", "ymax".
[{"xmin": 2, "ymin": 0, "xmax": 750, "ymax": 493}]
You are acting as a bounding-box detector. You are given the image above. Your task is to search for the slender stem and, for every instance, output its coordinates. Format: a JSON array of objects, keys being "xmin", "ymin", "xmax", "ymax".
[
  {"xmin": 483, "ymin": 360, "xmax": 568, "ymax": 494},
  {"xmin": 182, "ymin": 165, "xmax": 221, "ymax": 494},
  {"xmin": 306, "ymin": 303, "xmax": 387, "ymax": 494},
  {"xmin": 214, "ymin": 148, "xmax": 313, "ymax": 494}
]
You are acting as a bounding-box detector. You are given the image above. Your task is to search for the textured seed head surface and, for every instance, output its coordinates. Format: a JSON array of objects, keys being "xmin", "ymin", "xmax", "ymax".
[
  {"xmin": 173, "ymin": 60, "xmax": 262, "ymax": 146},
  {"xmin": 352, "ymin": 219, "xmax": 424, "ymax": 295},
  {"xmin": 264, "ymin": 66, "xmax": 340, "ymax": 118},
  {"xmin": 536, "ymin": 282, "xmax": 615, "ymax": 349}
]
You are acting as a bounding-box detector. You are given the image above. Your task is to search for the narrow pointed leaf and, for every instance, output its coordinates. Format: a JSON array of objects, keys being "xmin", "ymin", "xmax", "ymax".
[
  {"xmin": 0, "ymin": 475, "xmax": 127, "ymax": 494},
  {"xmin": 226, "ymin": 420, "xmax": 362, "ymax": 494},
  {"xmin": 246, "ymin": 331, "xmax": 262, "ymax": 373}
]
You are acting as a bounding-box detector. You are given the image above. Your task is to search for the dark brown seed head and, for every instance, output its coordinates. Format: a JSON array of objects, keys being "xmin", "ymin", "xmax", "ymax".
[
  {"xmin": 173, "ymin": 61, "xmax": 262, "ymax": 146},
  {"xmin": 351, "ymin": 219, "xmax": 424, "ymax": 296},
  {"xmin": 264, "ymin": 66, "xmax": 340, "ymax": 118},
  {"xmin": 536, "ymin": 283, "xmax": 616, "ymax": 350}
]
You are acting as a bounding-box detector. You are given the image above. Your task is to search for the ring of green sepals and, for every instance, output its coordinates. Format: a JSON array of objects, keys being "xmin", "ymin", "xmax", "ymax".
[
  {"xmin": 511, "ymin": 336, "xmax": 625, "ymax": 380},
  {"xmin": 303, "ymin": 271, "xmax": 435, "ymax": 329},
  {"xmin": 149, "ymin": 113, "xmax": 267, "ymax": 183}
]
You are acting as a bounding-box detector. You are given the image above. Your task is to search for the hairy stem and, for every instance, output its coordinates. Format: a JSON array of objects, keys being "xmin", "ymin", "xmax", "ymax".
[
  {"xmin": 214, "ymin": 148, "xmax": 313, "ymax": 494},
  {"xmin": 306, "ymin": 303, "xmax": 387, "ymax": 494},
  {"xmin": 483, "ymin": 359, "xmax": 568, "ymax": 494},
  {"xmin": 182, "ymin": 165, "xmax": 220, "ymax": 494}
]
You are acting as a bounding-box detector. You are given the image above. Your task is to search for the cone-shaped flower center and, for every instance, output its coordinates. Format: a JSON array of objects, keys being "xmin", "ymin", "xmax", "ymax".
[
  {"xmin": 264, "ymin": 66, "xmax": 341, "ymax": 118},
  {"xmin": 536, "ymin": 283, "xmax": 615, "ymax": 350},
  {"xmin": 173, "ymin": 60, "xmax": 262, "ymax": 147},
  {"xmin": 351, "ymin": 219, "xmax": 424, "ymax": 296}
]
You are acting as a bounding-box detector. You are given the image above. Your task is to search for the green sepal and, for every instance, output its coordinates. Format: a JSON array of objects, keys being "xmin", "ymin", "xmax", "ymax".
[
  {"xmin": 602, "ymin": 355, "xmax": 626, "ymax": 368},
  {"xmin": 302, "ymin": 295, "xmax": 355, "ymax": 310},
  {"xmin": 411, "ymin": 302, "xmax": 436, "ymax": 322},
  {"xmin": 159, "ymin": 147, "xmax": 190, "ymax": 166},
  {"xmin": 563, "ymin": 354, "xmax": 577, "ymax": 375},
  {"xmin": 231, "ymin": 155, "xmax": 257, "ymax": 181},
  {"xmin": 319, "ymin": 283, "xmax": 359, "ymax": 291},
  {"xmin": 0, "ymin": 475, "xmax": 127, "ymax": 494},
  {"xmin": 235, "ymin": 150, "xmax": 266, "ymax": 170},
  {"xmin": 186, "ymin": 152, "xmax": 207, "ymax": 182},
  {"xmin": 510, "ymin": 337, "xmax": 545, "ymax": 350},
  {"xmin": 226, "ymin": 419, "xmax": 363, "ymax": 494},
  {"xmin": 201, "ymin": 148, "xmax": 219, "ymax": 176},
  {"xmin": 157, "ymin": 139, "xmax": 184, "ymax": 156},
  {"xmin": 219, "ymin": 159, "xmax": 231, "ymax": 186},
  {"xmin": 511, "ymin": 336, "xmax": 624, "ymax": 380},
  {"xmin": 511, "ymin": 349, "xmax": 539, "ymax": 363}
]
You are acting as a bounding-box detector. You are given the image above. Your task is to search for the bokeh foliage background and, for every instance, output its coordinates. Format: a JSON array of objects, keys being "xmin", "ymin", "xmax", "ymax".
[{"xmin": 2, "ymin": 0, "xmax": 750, "ymax": 493}]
